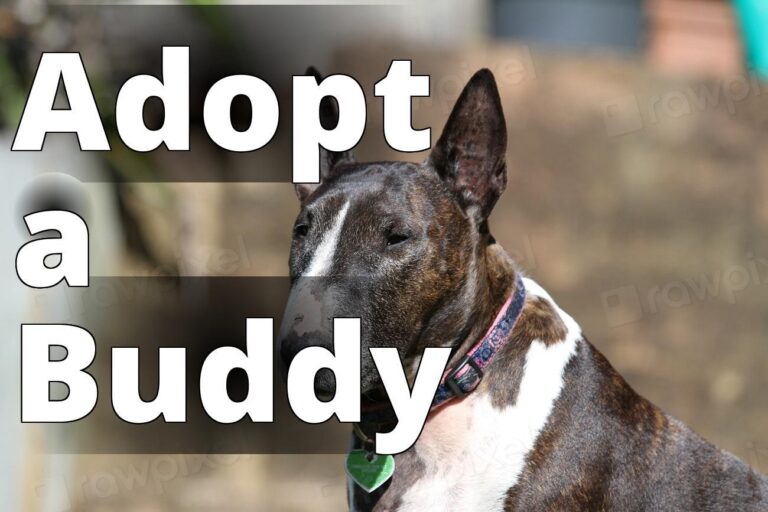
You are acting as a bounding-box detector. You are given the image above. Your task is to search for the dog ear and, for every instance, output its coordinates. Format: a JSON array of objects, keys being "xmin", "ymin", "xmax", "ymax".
[
  {"xmin": 295, "ymin": 67, "xmax": 355, "ymax": 204},
  {"xmin": 428, "ymin": 69, "xmax": 507, "ymax": 221}
]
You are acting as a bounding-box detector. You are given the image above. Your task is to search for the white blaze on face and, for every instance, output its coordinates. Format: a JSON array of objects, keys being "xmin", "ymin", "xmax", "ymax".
[
  {"xmin": 304, "ymin": 201, "xmax": 350, "ymax": 277},
  {"xmin": 279, "ymin": 201, "xmax": 351, "ymax": 340}
]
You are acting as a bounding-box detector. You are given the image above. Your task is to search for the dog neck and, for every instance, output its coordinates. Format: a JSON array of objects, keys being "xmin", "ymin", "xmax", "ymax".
[
  {"xmin": 357, "ymin": 239, "xmax": 522, "ymax": 439},
  {"xmin": 351, "ymin": 246, "xmax": 585, "ymax": 511},
  {"xmin": 445, "ymin": 239, "xmax": 520, "ymax": 367}
]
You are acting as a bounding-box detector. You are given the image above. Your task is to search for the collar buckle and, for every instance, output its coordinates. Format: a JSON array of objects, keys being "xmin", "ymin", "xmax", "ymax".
[{"xmin": 445, "ymin": 355, "xmax": 483, "ymax": 398}]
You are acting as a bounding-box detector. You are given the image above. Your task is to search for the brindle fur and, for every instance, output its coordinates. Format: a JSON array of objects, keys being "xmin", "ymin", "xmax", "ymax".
[{"xmin": 280, "ymin": 69, "xmax": 768, "ymax": 511}]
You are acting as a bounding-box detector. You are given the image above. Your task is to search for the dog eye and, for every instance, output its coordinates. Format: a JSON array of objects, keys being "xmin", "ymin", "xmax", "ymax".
[
  {"xmin": 294, "ymin": 224, "xmax": 309, "ymax": 238},
  {"xmin": 386, "ymin": 233, "xmax": 410, "ymax": 246}
]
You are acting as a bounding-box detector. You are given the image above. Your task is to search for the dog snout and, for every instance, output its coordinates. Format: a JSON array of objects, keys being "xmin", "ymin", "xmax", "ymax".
[
  {"xmin": 280, "ymin": 278, "xmax": 335, "ymax": 336},
  {"xmin": 279, "ymin": 332, "xmax": 304, "ymax": 367},
  {"xmin": 278, "ymin": 331, "xmax": 337, "ymax": 398},
  {"xmin": 279, "ymin": 331, "xmax": 333, "ymax": 367},
  {"xmin": 279, "ymin": 278, "xmax": 342, "ymax": 343}
]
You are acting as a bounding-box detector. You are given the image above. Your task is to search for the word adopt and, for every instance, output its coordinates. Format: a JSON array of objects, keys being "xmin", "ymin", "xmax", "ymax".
[{"xmin": 12, "ymin": 48, "xmax": 430, "ymax": 184}]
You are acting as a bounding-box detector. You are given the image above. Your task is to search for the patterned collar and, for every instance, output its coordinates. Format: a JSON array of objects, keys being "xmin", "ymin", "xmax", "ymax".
[
  {"xmin": 357, "ymin": 273, "xmax": 527, "ymax": 443},
  {"xmin": 431, "ymin": 272, "xmax": 527, "ymax": 409}
]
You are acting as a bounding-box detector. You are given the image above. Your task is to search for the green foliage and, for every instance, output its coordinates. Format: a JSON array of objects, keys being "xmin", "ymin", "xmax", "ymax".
[{"xmin": 0, "ymin": 43, "xmax": 26, "ymax": 129}]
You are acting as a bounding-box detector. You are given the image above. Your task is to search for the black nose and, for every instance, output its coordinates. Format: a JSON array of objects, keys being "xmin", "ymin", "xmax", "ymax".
[
  {"xmin": 280, "ymin": 334, "xmax": 302, "ymax": 368},
  {"xmin": 279, "ymin": 331, "xmax": 331, "ymax": 366},
  {"xmin": 279, "ymin": 330, "xmax": 338, "ymax": 381}
]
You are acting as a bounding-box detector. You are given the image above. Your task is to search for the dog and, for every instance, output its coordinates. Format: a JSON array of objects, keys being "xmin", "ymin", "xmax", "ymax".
[{"xmin": 278, "ymin": 68, "xmax": 768, "ymax": 511}]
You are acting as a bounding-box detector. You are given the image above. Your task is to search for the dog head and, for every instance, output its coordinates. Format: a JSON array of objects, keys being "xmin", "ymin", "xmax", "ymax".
[{"xmin": 279, "ymin": 69, "xmax": 508, "ymax": 396}]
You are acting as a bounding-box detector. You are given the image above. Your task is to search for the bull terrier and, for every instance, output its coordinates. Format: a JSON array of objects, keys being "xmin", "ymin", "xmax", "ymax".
[{"xmin": 279, "ymin": 68, "xmax": 768, "ymax": 511}]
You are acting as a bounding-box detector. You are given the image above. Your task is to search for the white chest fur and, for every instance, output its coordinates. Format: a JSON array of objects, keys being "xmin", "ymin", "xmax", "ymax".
[{"xmin": 396, "ymin": 278, "xmax": 582, "ymax": 512}]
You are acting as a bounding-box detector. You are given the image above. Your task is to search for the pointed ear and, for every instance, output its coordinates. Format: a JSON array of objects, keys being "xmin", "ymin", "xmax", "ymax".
[
  {"xmin": 428, "ymin": 69, "xmax": 507, "ymax": 220},
  {"xmin": 295, "ymin": 67, "xmax": 355, "ymax": 204}
]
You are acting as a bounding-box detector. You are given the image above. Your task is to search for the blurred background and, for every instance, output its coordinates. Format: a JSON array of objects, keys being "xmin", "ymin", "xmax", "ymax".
[{"xmin": 2, "ymin": 0, "xmax": 768, "ymax": 510}]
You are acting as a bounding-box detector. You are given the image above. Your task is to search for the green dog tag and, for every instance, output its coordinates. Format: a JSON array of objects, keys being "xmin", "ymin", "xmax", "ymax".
[{"xmin": 345, "ymin": 449, "xmax": 395, "ymax": 493}]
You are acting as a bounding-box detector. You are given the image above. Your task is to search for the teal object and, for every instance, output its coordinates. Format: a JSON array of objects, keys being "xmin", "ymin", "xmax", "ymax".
[
  {"xmin": 346, "ymin": 450, "xmax": 395, "ymax": 493},
  {"xmin": 734, "ymin": 0, "xmax": 768, "ymax": 78}
]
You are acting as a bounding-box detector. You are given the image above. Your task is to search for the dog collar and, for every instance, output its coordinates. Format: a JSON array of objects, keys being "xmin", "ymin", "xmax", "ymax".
[
  {"xmin": 355, "ymin": 273, "xmax": 527, "ymax": 447},
  {"xmin": 431, "ymin": 272, "xmax": 527, "ymax": 409}
]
